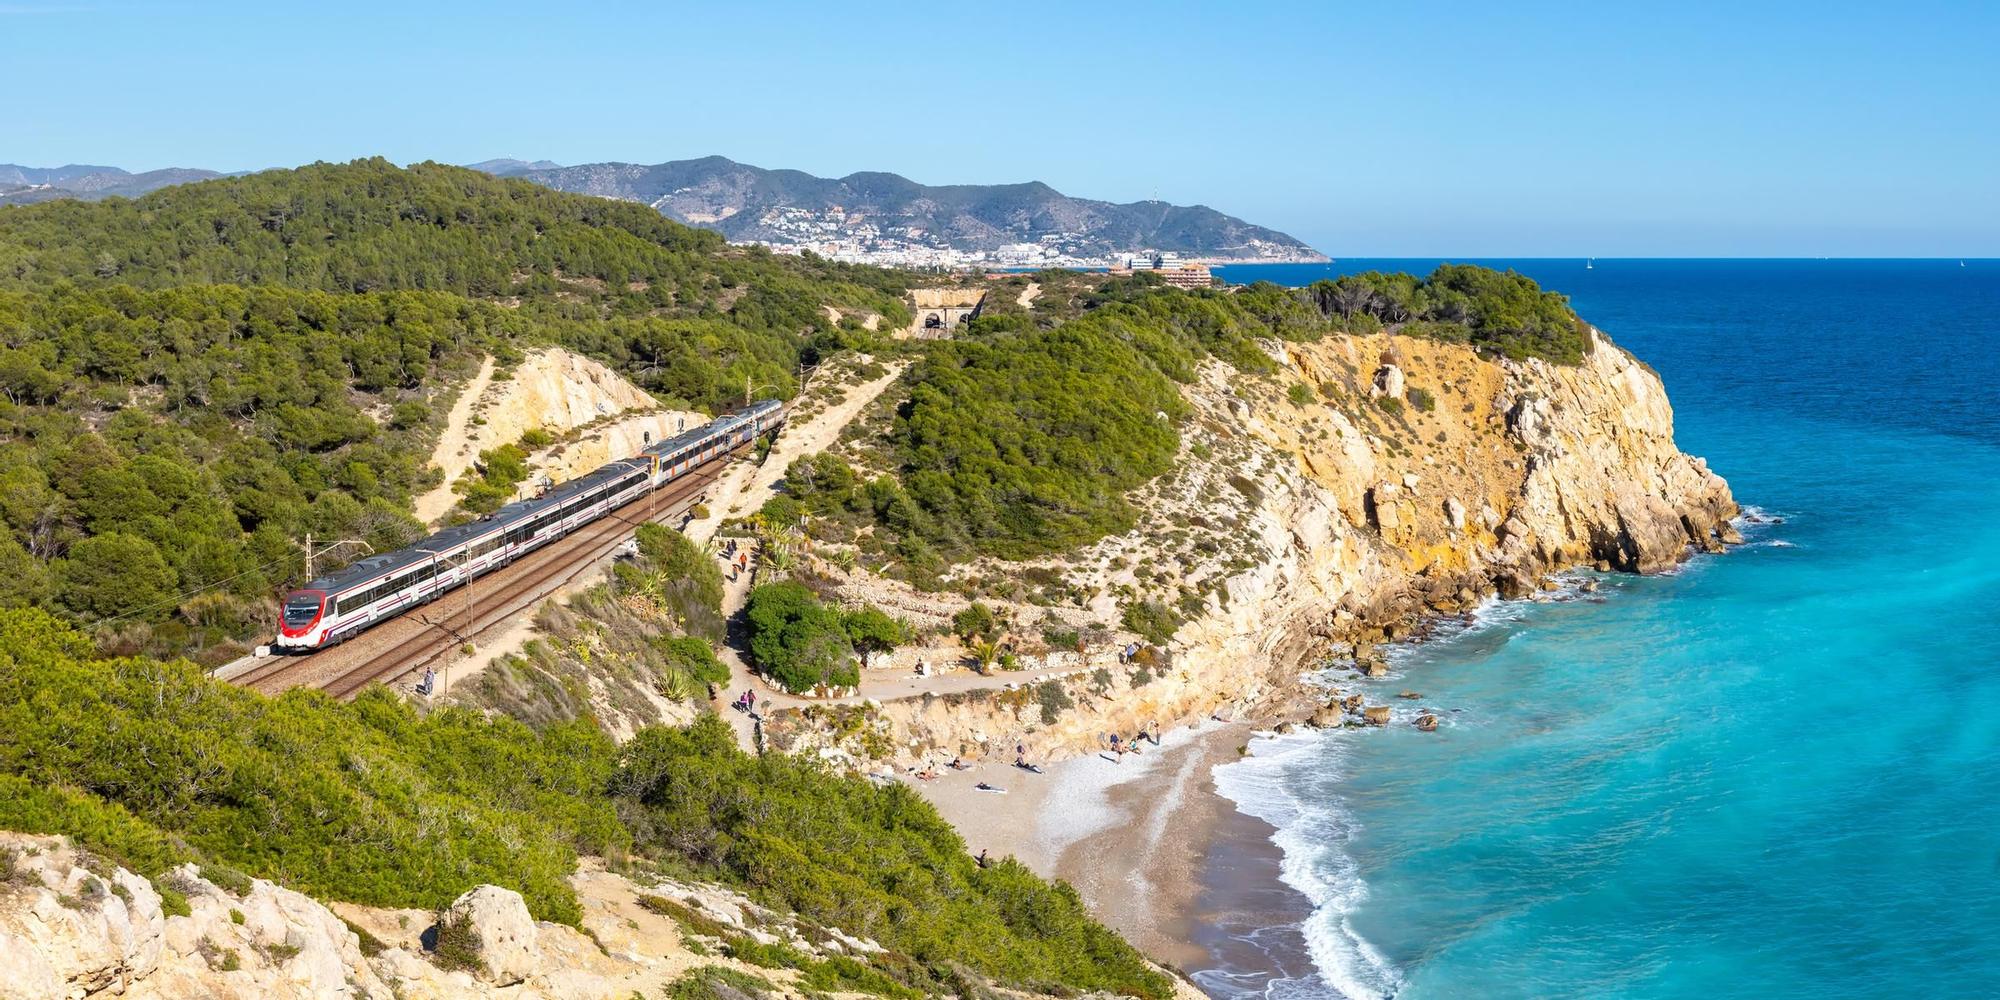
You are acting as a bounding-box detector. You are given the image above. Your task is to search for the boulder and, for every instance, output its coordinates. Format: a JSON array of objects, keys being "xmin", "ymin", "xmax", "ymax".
[
  {"xmin": 1371, "ymin": 364, "xmax": 1406, "ymax": 399},
  {"xmin": 1397, "ymin": 691, "xmax": 1422, "ymax": 700},
  {"xmin": 1306, "ymin": 705, "xmax": 1343, "ymax": 729},
  {"xmin": 1362, "ymin": 705, "xmax": 1392, "ymax": 726},
  {"xmin": 1605, "ymin": 493, "xmax": 1695, "ymax": 573},
  {"xmin": 1414, "ymin": 713, "xmax": 1439, "ymax": 732},
  {"xmin": 1340, "ymin": 693, "xmax": 1365, "ymax": 714},
  {"xmin": 1361, "ymin": 659, "xmax": 1390, "ymax": 678},
  {"xmin": 437, "ymin": 885, "xmax": 538, "ymax": 986},
  {"xmin": 1365, "ymin": 483, "xmax": 1402, "ymax": 531},
  {"xmin": 1443, "ymin": 496, "xmax": 1467, "ymax": 532}
]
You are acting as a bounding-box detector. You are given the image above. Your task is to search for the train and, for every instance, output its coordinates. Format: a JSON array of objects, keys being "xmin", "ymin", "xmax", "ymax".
[{"xmin": 275, "ymin": 399, "xmax": 784, "ymax": 652}]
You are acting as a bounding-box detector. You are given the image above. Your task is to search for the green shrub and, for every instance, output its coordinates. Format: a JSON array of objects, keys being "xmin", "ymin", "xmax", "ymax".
[
  {"xmin": 666, "ymin": 965, "xmax": 773, "ymax": 1000},
  {"xmin": 430, "ymin": 908, "xmax": 484, "ymax": 973},
  {"xmin": 1376, "ymin": 396, "xmax": 1405, "ymax": 416},
  {"xmin": 1035, "ymin": 682, "xmax": 1075, "ymax": 725},
  {"xmin": 207, "ymin": 866, "xmax": 253, "ymax": 898},
  {"xmin": 1286, "ymin": 382, "xmax": 1314, "ymax": 405},
  {"xmin": 744, "ymin": 582, "xmax": 858, "ymax": 693},
  {"xmin": 637, "ymin": 894, "xmax": 734, "ymax": 939},
  {"xmin": 953, "ymin": 602, "xmax": 999, "ymax": 643},
  {"xmin": 1408, "ymin": 387, "xmax": 1437, "ymax": 412},
  {"xmin": 841, "ymin": 607, "xmax": 908, "ymax": 666},
  {"xmin": 722, "ymin": 935, "xmax": 808, "ymax": 969},
  {"xmin": 341, "ymin": 917, "xmax": 387, "ymax": 957},
  {"xmin": 1121, "ymin": 600, "xmax": 1183, "ymax": 645}
]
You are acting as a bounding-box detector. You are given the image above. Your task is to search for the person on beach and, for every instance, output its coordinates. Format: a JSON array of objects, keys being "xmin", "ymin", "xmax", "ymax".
[{"xmin": 976, "ymin": 848, "xmax": 989, "ymax": 869}]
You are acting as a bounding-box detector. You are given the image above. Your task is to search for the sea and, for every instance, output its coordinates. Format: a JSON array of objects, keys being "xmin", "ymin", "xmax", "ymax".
[{"xmin": 1193, "ymin": 260, "xmax": 2000, "ymax": 1000}]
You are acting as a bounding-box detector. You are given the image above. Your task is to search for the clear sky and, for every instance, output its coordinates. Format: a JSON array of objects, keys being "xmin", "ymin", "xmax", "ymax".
[{"xmin": 4, "ymin": 0, "xmax": 1995, "ymax": 256}]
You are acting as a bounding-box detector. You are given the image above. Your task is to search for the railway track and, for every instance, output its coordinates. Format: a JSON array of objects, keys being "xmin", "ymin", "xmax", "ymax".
[{"xmin": 233, "ymin": 447, "xmax": 744, "ymax": 700}]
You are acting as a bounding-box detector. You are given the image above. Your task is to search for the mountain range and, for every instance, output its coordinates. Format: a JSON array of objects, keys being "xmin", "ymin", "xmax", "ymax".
[
  {"xmin": 0, "ymin": 155, "xmax": 1323, "ymax": 263},
  {"xmin": 475, "ymin": 155, "xmax": 1324, "ymax": 263},
  {"xmin": 0, "ymin": 163, "xmax": 223, "ymax": 204}
]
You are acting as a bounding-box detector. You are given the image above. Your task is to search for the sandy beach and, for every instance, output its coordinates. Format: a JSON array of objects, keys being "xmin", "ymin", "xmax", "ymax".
[{"xmin": 914, "ymin": 721, "xmax": 1268, "ymax": 971}]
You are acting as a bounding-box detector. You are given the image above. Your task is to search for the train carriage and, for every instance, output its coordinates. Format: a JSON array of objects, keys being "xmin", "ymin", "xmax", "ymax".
[{"xmin": 276, "ymin": 401, "xmax": 785, "ymax": 653}]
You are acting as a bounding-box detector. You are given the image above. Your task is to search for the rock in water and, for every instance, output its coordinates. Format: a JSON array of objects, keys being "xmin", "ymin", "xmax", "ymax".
[
  {"xmin": 1362, "ymin": 705, "xmax": 1392, "ymax": 726},
  {"xmin": 439, "ymin": 885, "xmax": 539, "ymax": 985},
  {"xmin": 1398, "ymin": 691, "xmax": 1423, "ymax": 700},
  {"xmin": 1415, "ymin": 713, "xmax": 1439, "ymax": 732}
]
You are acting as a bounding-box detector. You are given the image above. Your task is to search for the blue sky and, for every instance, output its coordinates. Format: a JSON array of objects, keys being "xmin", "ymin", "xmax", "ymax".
[{"xmin": 4, "ymin": 0, "xmax": 1995, "ymax": 255}]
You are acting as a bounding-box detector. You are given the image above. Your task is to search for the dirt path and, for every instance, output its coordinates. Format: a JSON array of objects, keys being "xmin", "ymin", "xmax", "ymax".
[
  {"xmin": 1018, "ymin": 280, "xmax": 1041, "ymax": 308},
  {"xmin": 412, "ymin": 355, "xmax": 496, "ymax": 525},
  {"xmin": 684, "ymin": 361, "xmax": 908, "ymax": 547}
]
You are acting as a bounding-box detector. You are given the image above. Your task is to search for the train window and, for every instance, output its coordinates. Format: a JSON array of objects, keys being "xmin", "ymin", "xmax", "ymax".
[{"xmin": 283, "ymin": 594, "xmax": 320, "ymax": 626}]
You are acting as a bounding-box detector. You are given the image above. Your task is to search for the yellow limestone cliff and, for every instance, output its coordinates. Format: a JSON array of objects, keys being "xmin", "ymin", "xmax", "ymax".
[{"xmin": 793, "ymin": 327, "xmax": 1735, "ymax": 761}]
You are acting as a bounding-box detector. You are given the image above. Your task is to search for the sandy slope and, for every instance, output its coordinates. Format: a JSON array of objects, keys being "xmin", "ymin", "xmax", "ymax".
[{"xmin": 412, "ymin": 355, "xmax": 497, "ymax": 525}]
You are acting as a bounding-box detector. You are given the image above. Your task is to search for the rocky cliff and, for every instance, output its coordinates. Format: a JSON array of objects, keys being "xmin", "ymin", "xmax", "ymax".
[
  {"xmin": 2, "ymin": 832, "xmax": 1182, "ymax": 1000},
  {"xmin": 780, "ymin": 327, "xmax": 1735, "ymax": 762}
]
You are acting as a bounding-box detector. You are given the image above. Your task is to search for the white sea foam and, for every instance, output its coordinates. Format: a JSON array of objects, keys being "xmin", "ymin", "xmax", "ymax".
[{"xmin": 1213, "ymin": 732, "xmax": 1405, "ymax": 999}]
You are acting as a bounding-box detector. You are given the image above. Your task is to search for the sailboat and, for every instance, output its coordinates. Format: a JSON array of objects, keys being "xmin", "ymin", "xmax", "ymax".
[{"xmin": 1586, "ymin": 258, "xmax": 1595, "ymax": 270}]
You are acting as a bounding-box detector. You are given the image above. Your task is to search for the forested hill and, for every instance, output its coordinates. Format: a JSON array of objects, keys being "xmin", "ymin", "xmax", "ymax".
[
  {"xmin": 0, "ymin": 159, "xmax": 911, "ymax": 663},
  {"xmin": 0, "ymin": 159, "xmax": 1178, "ymax": 1000},
  {"xmin": 0, "ymin": 158, "xmax": 905, "ymax": 301},
  {"xmin": 480, "ymin": 155, "xmax": 1325, "ymax": 261}
]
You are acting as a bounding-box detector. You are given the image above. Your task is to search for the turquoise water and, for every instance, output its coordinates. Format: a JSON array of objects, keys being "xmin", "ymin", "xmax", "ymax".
[{"xmin": 1204, "ymin": 261, "xmax": 2000, "ymax": 999}]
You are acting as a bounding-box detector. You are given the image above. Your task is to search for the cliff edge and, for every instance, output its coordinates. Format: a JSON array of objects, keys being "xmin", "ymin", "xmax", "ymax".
[{"xmin": 778, "ymin": 326, "xmax": 1735, "ymax": 760}]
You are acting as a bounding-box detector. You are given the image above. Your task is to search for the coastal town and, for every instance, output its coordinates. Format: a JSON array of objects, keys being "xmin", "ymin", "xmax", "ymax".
[{"xmin": 735, "ymin": 202, "xmax": 1320, "ymax": 273}]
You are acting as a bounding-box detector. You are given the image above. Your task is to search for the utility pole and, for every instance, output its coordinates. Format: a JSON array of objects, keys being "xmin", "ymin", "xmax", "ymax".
[
  {"xmin": 446, "ymin": 547, "xmax": 475, "ymax": 698},
  {"xmin": 298, "ymin": 534, "xmax": 371, "ymax": 580}
]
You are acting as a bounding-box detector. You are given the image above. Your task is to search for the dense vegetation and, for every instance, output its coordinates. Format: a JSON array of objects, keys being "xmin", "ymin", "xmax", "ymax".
[
  {"xmin": 793, "ymin": 267, "xmax": 1586, "ymax": 573},
  {"xmin": 1308, "ymin": 264, "xmax": 1591, "ymax": 363},
  {"xmin": 0, "ymin": 608, "xmax": 620, "ymax": 922},
  {"xmin": 0, "ymin": 160, "xmax": 912, "ymax": 658},
  {"xmin": 0, "ymin": 610, "xmax": 1167, "ymax": 998},
  {"xmin": 615, "ymin": 716, "xmax": 1170, "ymax": 997},
  {"xmin": 744, "ymin": 580, "xmax": 908, "ymax": 694}
]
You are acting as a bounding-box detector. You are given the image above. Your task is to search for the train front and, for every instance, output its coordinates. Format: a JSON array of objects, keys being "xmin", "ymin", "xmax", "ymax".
[{"xmin": 276, "ymin": 590, "xmax": 330, "ymax": 651}]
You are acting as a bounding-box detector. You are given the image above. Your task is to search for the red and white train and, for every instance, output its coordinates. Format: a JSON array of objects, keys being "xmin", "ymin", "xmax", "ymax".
[{"xmin": 275, "ymin": 399, "xmax": 783, "ymax": 652}]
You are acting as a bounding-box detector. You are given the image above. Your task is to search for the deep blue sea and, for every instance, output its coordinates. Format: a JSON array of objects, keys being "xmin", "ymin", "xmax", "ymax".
[{"xmin": 1201, "ymin": 260, "xmax": 2000, "ymax": 999}]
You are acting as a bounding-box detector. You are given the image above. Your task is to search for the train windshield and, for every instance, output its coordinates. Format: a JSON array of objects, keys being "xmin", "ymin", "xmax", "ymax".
[{"xmin": 282, "ymin": 594, "xmax": 322, "ymax": 627}]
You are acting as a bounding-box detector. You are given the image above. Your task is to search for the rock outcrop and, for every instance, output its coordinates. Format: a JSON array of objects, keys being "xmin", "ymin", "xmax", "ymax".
[
  {"xmin": 437, "ymin": 886, "xmax": 538, "ymax": 986},
  {"xmin": 0, "ymin": 833, "xmax": 392, "ymax": 999},
  {"xmin": 1, "ymin": 833, "xmax": 1128, "ymax": 1000},
  {"xmin": 784, "ymin": 325, "xmax": 1735, "ymax": 765}
]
